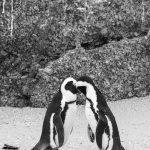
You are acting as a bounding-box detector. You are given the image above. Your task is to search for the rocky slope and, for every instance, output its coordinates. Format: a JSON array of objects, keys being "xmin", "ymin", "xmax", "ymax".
[{"xmin": 31, "ymin": 36, "xmax": 150, "ymax": 107}]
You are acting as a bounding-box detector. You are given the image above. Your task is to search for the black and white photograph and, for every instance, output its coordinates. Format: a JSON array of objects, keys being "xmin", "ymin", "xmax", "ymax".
[{"xmin": 0, "ymin": 0, "xmax": 150, "ymax": 149}]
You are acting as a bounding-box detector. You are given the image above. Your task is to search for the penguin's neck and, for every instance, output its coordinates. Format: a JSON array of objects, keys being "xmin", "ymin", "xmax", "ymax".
[
  {"xmin": 95, "ymin": 88, "xmax": 108, "ymax": 108},
  {"xmin": 61, "ymin": 94, "xmax": 76, "ymax": 110},
  {"xmin": 86, "ymin": 85, "xmax": 108, "ymax": 110},
  {"xmin": 60, "ymin": 99, "xmax": 77, "ymax": 126},
  {"xmin": 86, "ymin": 85, "xmax": 98, "ymax": 112}
]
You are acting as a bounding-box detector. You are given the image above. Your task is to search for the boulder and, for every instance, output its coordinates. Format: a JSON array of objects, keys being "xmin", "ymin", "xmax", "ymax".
[{"xmin": 31, "ymin": 37, "xmax": 150, "ymax": 107}]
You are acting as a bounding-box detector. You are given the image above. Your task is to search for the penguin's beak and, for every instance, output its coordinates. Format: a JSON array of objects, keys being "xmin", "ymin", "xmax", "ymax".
[
  {"xmin": 73, "ymin": 81, "xmax": 76, "ymax": 86},
  {"xmin": 73, "ymin": 81, "xmax": 78, "ymax": 90},
  {"xmin": 71, "ymin": 80, "xmax": 79, "ymax": 94},
  {"xmin": 76, "ymin": 82, "xmax": 87, "ymax": 96},
  {"xmin": 76, "ymin": 87, "xmax": 82, "ymax": 94},
  {"xmin": 75, "ymin": 83, "xmax": 86, "ymax": 105},
  {"xmin": 75, "ymin": 82, "xmax": 81, "ymax": 93}
]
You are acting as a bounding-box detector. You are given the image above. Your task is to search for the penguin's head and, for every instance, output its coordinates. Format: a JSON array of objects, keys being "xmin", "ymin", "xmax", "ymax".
[
  {"xmin": 76, "ymin": 76, "xmax": 97, "ymax": 101},
  {"xmin": 76, "ymin": 76, "xmax": 108, "ymax": 110},
  {"xmin": 61, "ymin": 77, "xmax": 78, "ymax": 103}
]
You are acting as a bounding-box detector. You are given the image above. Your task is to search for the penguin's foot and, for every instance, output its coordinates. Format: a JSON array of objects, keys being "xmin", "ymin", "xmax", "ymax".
[{"xmin": 2, "ymin": 144, "xmax": 19, "ymax": 149}]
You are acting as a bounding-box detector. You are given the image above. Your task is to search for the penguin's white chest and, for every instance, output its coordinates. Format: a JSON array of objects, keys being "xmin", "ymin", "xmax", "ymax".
[
  {"xmin": 63, "ymin": 104, "xmax": 77, "ymax": 145},
  {"xmin": 85, "ymin": 104, "xmax": 98, "ymax": 135}
]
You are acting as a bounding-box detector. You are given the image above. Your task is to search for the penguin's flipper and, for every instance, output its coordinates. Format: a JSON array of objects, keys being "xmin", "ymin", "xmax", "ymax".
[
  {"xmin": 2, "ymin": 144, "xmax": 19, "ymax": 149},
  {"xmin": 87, "ymin": 124, "xmax": 95, "ymax": 143},
  {"xmin": 53, "ymin": 113, "xmax": 64, "ymax": 147},
  {"xmin": 96, "ymin": 117, "xmax": 108, "ymax": 149}
]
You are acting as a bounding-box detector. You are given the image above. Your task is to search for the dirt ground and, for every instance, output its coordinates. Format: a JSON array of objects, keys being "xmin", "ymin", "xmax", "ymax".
[{"xmin": 0, "ymin": 96, "xmax": 150, "ymax": 150}]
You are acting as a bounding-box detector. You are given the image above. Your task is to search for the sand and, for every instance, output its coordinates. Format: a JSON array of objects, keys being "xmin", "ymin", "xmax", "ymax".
[{"xmin": 0, "ymin": 95, "xmax": 150, "ymax": 150}]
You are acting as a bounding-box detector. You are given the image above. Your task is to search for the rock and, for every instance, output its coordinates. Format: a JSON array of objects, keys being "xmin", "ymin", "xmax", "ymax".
[{"xmin": 30, "ymin": 37, "xmax": 150, "ymax": 107}]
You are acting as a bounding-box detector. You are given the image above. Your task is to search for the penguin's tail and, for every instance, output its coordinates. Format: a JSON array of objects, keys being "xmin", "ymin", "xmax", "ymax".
[{"xmin": 2, "ymin": 144, "xmax": 19, "ymax": 149}]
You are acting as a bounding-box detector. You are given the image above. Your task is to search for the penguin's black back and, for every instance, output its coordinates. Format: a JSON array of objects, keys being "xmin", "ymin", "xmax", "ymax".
[
  {"xmin": 31, "ymin": 90, "xmax": 63, "ymax": 150},
  {"xmin": 96, "ymin": 108, "xmax": 123, "ymax": 150},
  {"xmin": 96, "ymin": 92, "xmax": 124, "ymax": 150},
  {"xmin": 40, "ymin": 90, "xmax": 62, "ymax": 140},
  {"xmin": 95, "ymin": 84, "xmax": 122, "ymax": 149}
]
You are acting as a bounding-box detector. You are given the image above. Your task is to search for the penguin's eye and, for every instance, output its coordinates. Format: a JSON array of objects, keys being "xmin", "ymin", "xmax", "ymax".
[
  {"xmin": 65, "ymin": 81, "xmax": 78, "ymax": 94},
  {"xmin": 77, "ymin": 86, "xmax": 86, "ymax": 95}
]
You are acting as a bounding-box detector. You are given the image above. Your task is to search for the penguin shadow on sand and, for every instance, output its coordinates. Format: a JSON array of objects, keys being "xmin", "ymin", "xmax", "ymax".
[
  {"xmin": 76, "ymin": 75, "xmax": 125, "ymax": 150},
  {"xmin": 2, "ymin": 77, "xmax": 78, "ymax": 150}
]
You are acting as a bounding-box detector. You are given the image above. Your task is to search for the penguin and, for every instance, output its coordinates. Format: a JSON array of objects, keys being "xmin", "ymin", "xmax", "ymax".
[
  {"xmin": 76, "ymin": 76, "xmax": 125, "ymax": 150},
  {"xmin": 32, "ymin": 77, "xmax": 78, "ymax": 150}
]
